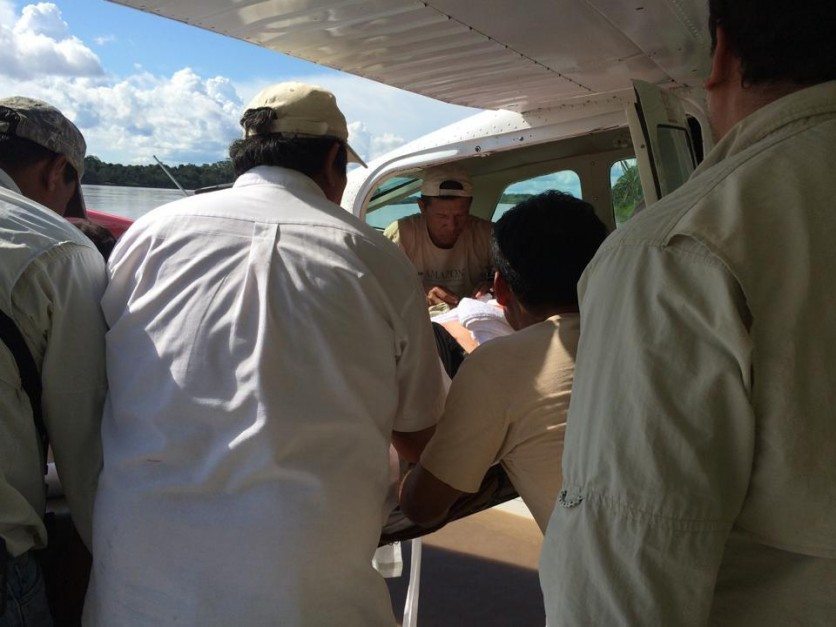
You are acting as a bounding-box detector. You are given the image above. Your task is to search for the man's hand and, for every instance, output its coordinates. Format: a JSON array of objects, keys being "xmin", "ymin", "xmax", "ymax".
[
  {"xmin": 426, "ymin": 285, "xmax": 459, "ymax": 307},
  {"xmin": 471, "ymin": 281, "xmax": 493, "ymax": 299}
]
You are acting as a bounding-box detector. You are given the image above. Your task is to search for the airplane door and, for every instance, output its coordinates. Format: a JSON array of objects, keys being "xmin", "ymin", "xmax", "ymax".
[{"xmin": 626, "ymin": 80, "xmax": 698, "ymax": 208}]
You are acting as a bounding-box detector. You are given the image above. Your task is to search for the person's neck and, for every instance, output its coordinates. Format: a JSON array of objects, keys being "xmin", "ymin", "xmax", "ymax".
[
  {"xmin": 713, "ymin": 80, "xmax": 809, "ymax": 140},
  {"xmin": 515, "ymin": 304, "xmax": 578, "ymax": 330}
]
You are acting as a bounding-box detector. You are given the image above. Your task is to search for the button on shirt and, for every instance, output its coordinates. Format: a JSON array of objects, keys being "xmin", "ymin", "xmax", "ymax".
[
  {"xmin": 85, "ymin": 166, "xmax": 445, "ymax": 626},
  {"xmin": 540, "ymin": 82, "xmax": 836, "ymax": 625},
  {"xmin": 0, "ymin": 169, "xmax": 106, "ymax": 556}
]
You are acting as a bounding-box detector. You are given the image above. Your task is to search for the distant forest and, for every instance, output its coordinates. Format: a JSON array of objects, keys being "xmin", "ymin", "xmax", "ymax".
[{"xmin": 81, "ymin": 156, "xmax": 234, "ymax": 190}]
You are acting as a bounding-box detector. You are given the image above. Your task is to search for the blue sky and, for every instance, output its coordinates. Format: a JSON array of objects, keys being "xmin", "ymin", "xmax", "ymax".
[{"xmin": 0, "ymin": 0, "xmax": 477, "ymax": 165}]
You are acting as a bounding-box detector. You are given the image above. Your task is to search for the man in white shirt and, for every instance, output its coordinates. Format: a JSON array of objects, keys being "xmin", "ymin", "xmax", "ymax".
[
  {"xmin": 384, "ymin": 166, "xmax": 493, "ymax": 308},
  {"xmin": 540, "ymin": 1, "xmax": 836, "ymax": 624},
  {"xmin": 399, "ymin": 191, "xmax": 608, "ymax": 534},
  {"xmin": 0, "ymin": 97, "xmax": 106, "ymax": 624},
  {"xmin": 85, "ymin": 82, "xmax": 445, "ymax": 626}
]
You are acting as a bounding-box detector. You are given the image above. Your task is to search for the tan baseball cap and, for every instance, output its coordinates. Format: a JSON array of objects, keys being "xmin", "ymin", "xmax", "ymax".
[
  {"xmin": 243, "ymin": 82, "xmax": 367, "ymax": 168},
  {"xmin": 0, "ymin": 96, "xmax": 87, "ymax": 217},
  {"xmin": 420, "ymin": 165, "xmax": 473, "ymax": 198}
]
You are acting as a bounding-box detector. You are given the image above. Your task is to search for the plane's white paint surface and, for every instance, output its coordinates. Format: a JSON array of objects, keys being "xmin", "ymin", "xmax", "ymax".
[{"xmin": 108, "ymin": 1, "xmax": 711, "ymax": 112}]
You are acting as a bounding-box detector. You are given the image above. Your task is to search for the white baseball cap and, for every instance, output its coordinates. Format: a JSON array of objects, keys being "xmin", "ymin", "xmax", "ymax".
[{"xmin": 420, "ymin": 165, "xmax": 473, "ymax": 197}]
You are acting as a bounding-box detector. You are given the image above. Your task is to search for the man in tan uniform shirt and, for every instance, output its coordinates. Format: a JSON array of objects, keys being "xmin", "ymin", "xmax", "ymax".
[
  {"xmin": 0, "ymin": 97, "xmax": 106, "ymax": 623},
  {"xmin": 540, "ymin": 1, "xmax": 836, "ymax": 624},
  {"xmin": 384, "ymin": 165, "xmax": 492, "ymax": 308},
  {"xmin": 399, "ymin": 192, "xmax": 607, "ymax": 533}
]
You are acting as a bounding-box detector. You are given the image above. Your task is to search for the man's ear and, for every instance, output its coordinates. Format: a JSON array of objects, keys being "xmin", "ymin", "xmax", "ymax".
[
  {"xmin": 318, "ymin": 140, "xmax": 346, "ymax": 204},
  {"xmin": 493, "ymin": 271, "xmax": 512, "ymax": 307},
  {"xmin": 324, "ymin": 141, "xmax": 341, "ymax": 176},
  {"xmin": 706, "ymin": 25, "xmax": 735, "ymax": 90},
  {"xmin": 417, "ymin": 197, "xmax": 428, "ymax": 214},
  {"xmin": 42, "ymin": 154, "xmax": 70, "ymax": 192}
]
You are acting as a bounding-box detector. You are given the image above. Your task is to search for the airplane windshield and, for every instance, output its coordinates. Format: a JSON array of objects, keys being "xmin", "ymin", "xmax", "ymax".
[{"xmin": 369, "ymin": 176, "xmax": 419, "ymax": 203}]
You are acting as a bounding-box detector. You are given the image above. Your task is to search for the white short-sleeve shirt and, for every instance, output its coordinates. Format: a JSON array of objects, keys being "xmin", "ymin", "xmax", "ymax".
[{"xmin": 86, "ymin": 166, "xmax": 445, "ymax": 626}]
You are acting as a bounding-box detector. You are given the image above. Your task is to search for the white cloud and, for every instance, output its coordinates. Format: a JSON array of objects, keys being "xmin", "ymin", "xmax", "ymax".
[
  {"xmin": 94, "ymin": 34, "xmax": 116, "ymax": 46},
  {"xmin": 0, "ymin": 2, "xmax": 479, "ymax": 166},
  {"xmin": 3, "ymin": 69, "xmax": 243, "ymax": 165},
  {"xmin": 0, "ymin": 1, "xmax": 103, "ymax": 79},
  {"xmin": 0, "ymin": 1, "xmax": 16, "ymax": 27},
  {"xmin": 14, "ymin": 2, "xmax": 68, "ymax": 39},
  {"xmin": 347, "ymin": 122, "xmax": 406, "ymax": 162}
]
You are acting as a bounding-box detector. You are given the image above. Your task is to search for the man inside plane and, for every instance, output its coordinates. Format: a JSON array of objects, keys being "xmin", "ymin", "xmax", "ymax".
[
  {"xmin": 384, "ymin": 165, "xmax": 493, "ymax": 308},
  {"xmin": 540, "ymin": 0, "xmax": 836, "ymax": 624},
  {"xmin": 399, "ymin": 191, "xmax": 608, "ymax": 533}
]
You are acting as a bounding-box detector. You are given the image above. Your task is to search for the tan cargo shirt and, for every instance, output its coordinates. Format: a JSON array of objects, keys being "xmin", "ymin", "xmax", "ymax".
[
  {"xmin": 540, "ymin": 81, "xmax": 836, "ymax": 625},
  {"xmin": 0, "ymin": 169, "xmax": 107, "ymax": 555}
]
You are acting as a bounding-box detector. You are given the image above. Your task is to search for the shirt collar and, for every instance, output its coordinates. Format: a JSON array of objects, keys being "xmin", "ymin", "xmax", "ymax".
[
  {"xmin": 233, "ymin": 165, "xmax": 327, "ymax": 200},
  {"xmin": 696, "ymin": 80, "xmax": 836, "ymax": 176},
  {"xmin": 0, "ymin": 168, "xmax": 22, "ymax": 195}
]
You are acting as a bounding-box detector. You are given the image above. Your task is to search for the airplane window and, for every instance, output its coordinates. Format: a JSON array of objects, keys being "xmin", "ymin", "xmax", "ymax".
[
  {"xmin": 611, "ymin": 158, "xmax": 645, "ymax": 227},
  {"xmin": 369, "ymin": 176, "xmax": 419, "ymax": 202},
  {"xmin": 365, "ymin": 177, "xmax": 422, "ymax": 229},
  {"xmin": 491, "ymin": 170, "xmax": 581, "ymax": 222}
]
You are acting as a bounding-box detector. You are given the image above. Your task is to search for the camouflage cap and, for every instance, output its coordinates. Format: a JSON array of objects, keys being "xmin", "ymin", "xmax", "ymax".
[
  {"xmin": 0, "ymin": 96, "xmax": 86, "ymax": 177},
  {"xmin": 0, "ymin": 96, "xmax": 88, "ymax": 217}
]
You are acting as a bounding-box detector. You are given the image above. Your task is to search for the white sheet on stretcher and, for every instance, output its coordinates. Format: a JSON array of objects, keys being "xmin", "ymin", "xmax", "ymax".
[{"xmin": 433, "ymin": 296, "xmax": 514, "ymax": 346}]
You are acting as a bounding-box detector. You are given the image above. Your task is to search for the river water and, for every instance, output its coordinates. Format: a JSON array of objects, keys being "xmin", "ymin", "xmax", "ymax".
[{"xmin": 82, "ymin": 185, "xmax": 190, "ymax": 221}]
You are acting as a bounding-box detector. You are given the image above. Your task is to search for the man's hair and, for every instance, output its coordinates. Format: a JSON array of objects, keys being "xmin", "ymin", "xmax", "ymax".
[
  {"xmin": 70, "ymin": 218, "xmax": 117, "ymax": 261},
  {"xmin": 0, "ymin": 134, "xmax": 76, "ymax": 183},
  {"xmin": 708, "ymin": 0, "xmax": 836, "ymax": 86},
  {"xmin": 493, "ymin": 190, "xmax": 608, "ymax": 310},
  {"xmin": 228, "ymin": 107, "xmax": 347, "ymax": 178}
]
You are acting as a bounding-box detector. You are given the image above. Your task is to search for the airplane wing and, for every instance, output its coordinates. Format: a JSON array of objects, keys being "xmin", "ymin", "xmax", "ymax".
[{"xmin": 106, "ymin": 0, "xmax": 710, "ymax": 113}]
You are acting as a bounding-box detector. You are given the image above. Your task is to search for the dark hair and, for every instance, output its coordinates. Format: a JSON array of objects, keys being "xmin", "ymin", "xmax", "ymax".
[
  {"xmin": 0, "ymin": 134, "xmax": 76, "ymax": 183},
  {"xmin": 492, "ymin": 190, "xmax": 608, "ymax": 310},
  {"xmin": 228, "ymin": 107, "xmax": 347, "ymax": 178},
  {"xmin": 70, "ymin": 218, "xmax": 117, "ymax": 260},
  {"xmin": 709, "ymin": 0, "xmax": 836, "ymax": 86}
]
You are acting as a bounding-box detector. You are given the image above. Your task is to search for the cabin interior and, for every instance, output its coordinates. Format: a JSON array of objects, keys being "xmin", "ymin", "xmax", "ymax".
[{"xmin": 362, "ymin": 118, "xmax": 704, "ymax": 235}]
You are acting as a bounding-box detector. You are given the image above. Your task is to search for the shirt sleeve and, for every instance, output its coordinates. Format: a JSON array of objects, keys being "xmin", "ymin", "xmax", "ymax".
[
  {"xmin": 420, "ymin": 347, "xmax": 508, "ymax": 492},
  {"xmin": 391, "ymin": 286, "xmax": 446, "ymax": 433},
  {"xmin": 540, "ymin": 238, "xmax": 754, "ymax": 625},
  {"xmin": 14, "ymin": 244, "xmax": 108, "ymax": 549}
]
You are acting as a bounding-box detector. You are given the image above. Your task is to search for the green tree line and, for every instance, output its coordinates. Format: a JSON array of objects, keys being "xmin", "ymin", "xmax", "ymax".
[{"xmin": 81, "ymin": 156, "xmax": 234, "ymax": 190}]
